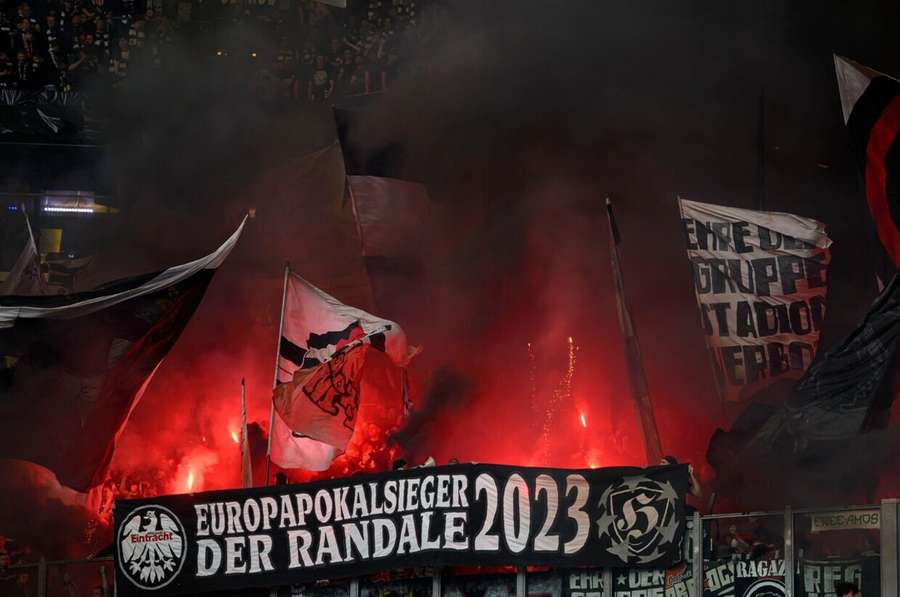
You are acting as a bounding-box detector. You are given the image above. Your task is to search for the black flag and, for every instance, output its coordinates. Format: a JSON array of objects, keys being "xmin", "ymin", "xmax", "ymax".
[
  {"xmin": 709, "ymin": 273, "xmax": 900, "ymax": 502},
  {"xmin": 746, "ymin": 273, "xmax": 900, "ymax": 454},
  {"xmin": 0, "ymin": 221, "xmax": 244, "ymax": 490},
  {"xmin": 835, "ymin": 55, "xmax": 900, "ymax": 269}
]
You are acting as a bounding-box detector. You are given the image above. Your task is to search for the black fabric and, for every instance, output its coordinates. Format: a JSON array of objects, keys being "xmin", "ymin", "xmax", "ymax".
[
  {"xmin": 846, "ymin": 75, "xmax": 900, "ymax": 272},
  {"xmin": 706, "ymin": 275, "xmax": 900, "ymax": 504},
  {"xmin": 887, "ymin": 124, "xmax": 900, "ymax": 247},
  {"xmin": 609, "ymin": 557, "xmax": 878, "ymax": 597},
  {"xmin": 847, "ymin": 76, "xmax": 900, "ymax": 170},
  {"xmin": 278, "ymin": 336, "xmax": 307, "ymax": 368},
  {"xmin": 0, "ymin": 268, "xmax": 217, "ymax": 490},
  {"xmin": 114, "ymin": 464, "xmax": 689, "ymax": 597},
  {"xmin": 738, "ymin": 273, "xmax": 900, "ymax": 455}
]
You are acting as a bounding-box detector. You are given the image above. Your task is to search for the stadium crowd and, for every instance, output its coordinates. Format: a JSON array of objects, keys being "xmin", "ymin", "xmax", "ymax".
[{"xmin": 0, "ymin": 0, "xmax": 442, "ymax": 98}]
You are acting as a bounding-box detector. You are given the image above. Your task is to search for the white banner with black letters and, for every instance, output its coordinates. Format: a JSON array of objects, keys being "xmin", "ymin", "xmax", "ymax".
[
  {"xmin": 114, "ymin": 464, "xmax": 688, "ymax": 596},
  {"xmin": 678, "ymin": 199, "xmax": 832, "ymax": 403}
]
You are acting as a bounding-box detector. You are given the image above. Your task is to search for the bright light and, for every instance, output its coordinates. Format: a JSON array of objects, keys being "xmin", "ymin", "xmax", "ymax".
[
  {"xmin": 250, "ymin": 52, "xmax": 257, "ymax": 59},
  {"xmin": 186, "ymin": 469, "xmax": 194, "ymax": 491},
  {"xmin": 579, "ymin": 412, "xmax": 587, "ymax": 428},
  {"xmin": 43, "ymin": 207, "xmax": 95, "ymax": 213},
  {"xmin": 231, "ymin": 431, "xmax": 239, "ymax": 444}
]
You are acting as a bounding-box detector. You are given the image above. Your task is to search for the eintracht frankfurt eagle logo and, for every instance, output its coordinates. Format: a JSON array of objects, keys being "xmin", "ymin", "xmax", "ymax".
[
  {"xmin": 117, "ymin": 505, "xmax": 186, "ymax": 590},
  {"xmin": 595, "ymin": 476, "xmax": 680, "ymax": 565}
]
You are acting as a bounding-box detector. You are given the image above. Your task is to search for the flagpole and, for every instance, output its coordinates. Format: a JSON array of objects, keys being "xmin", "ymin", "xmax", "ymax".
[
  {"xmin": 240, "ymin": 377, "xmax": 253, "ymax": 489},
  {"xmin": 606, "ymin": 197, "xmax": 663, "ymax": 465},
  {"xmin": 264, "ymin": 263, "xmax": 290, "ymax": 486},
  {"xmin": 400, "ymin": 367, "xmax": 411, "ymax": 416}
]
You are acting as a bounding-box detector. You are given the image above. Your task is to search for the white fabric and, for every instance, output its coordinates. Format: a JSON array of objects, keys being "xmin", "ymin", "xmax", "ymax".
[
  {"xmin": 678, "ymin": 198, "xmax": 832, "ymax": 402},
  {"xmin": 269, "ymin": 272, "xmax": 410, "ymax": 470},
  {"xmin": 270, "ymin": 409, "xmax": 339, "ymax": 471},
  {"xmin": 834, "ymin": 55, "xmax": 873, "ymax": 124},
  {"xmin": 280, "ymin": 272, "xmax": 412, "ymax": 370},
  {"xmin": 0, "ymin": 217, "xmax": 246, "ymax": 329},
  {"xmin": 833, "ymin": 54, "xmax": 890, "ymax": 124}
]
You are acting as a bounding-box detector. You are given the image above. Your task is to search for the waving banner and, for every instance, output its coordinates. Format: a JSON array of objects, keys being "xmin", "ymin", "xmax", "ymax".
[
  {"xmin": 678, "ymin": 199, "xmax": 832, "ymax": 403},
  {"xmin": 114, "ymin": 464, "xmax": 687, "ymax": 596}
]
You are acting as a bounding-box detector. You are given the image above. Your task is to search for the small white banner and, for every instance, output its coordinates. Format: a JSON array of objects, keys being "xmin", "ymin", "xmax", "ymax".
[{"xmin": 811, "ymin": 510, "xmax": 880, "ymax": 533}]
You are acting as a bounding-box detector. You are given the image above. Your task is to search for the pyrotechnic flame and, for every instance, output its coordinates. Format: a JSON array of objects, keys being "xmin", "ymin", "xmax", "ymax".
[
  {"xmin": 580, "ymin": 412, "xmax": 587, "ymax": 428},
  {"xmin": 537, "ymin": 336, "xmax": 579, "ymax": 463},
  {"xmin": 231, "ymin": 430, "xmax": 239, "ymax": 444},
  {"xmin": 186, "ymin": 469, "xmax": 194, "ymax": 492}
]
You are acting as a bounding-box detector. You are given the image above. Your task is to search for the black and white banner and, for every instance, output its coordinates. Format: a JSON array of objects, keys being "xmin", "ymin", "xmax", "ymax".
[
  {"xmin": 611, "ymin": 557, "xmax": 879, "ymax": 597},
  {"xmin": 114, "ymin": 464, "xmax": 688, "ymax": 596},
  {"xmin": 678, "ymin": 199, "xmax": 832, "ymax": 403},
  {"xmin": 610, "ymin": 559, "xmax": 738, "ymax": 597},
  {"xmin": 798, "ymin": 558, "xmax": 879, "ymax": 597}
]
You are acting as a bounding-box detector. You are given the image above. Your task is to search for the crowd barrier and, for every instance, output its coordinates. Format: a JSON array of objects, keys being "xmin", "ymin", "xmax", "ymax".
[{"xmin": 3, "ymin": 501, "xmax": 896, "ymax": 596}]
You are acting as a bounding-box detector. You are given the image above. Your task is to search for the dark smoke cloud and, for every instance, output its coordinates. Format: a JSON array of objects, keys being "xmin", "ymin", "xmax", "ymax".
[{"xmin": 391, "ymin": 367, "xmax": 473, "ymax": 462}]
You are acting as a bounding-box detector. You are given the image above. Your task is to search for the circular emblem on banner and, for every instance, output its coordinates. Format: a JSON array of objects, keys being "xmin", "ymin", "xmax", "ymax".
[
  {"xmin": 743, "ymin": 578, "xmax": 785, "ymax": 597},
  {"xmin": 117, "ymin": 505, "xmax": 187, "ymax": 590},
  {"xmin": 595, "ymin": 476, "xmax": 680, "ymax": 565}
]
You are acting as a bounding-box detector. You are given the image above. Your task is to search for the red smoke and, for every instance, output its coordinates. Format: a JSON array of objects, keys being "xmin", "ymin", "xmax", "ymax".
[{"xmin": 9, "ymin": 136, "xmax": 715, "ymax": 560}]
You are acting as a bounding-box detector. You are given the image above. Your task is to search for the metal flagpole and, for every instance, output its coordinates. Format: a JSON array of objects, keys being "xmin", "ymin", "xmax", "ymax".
[
  {"xmin": 606, "ymin": 197, "xmax": 663, "ymax": 465},
  {"xmin": 264, "ymin": 263, "xmax": 290, "ymax": 486},
  {"xmin": 400, "ymin": 367, "xmax": 412, "ymax": 416},
  {"xmin": 240, "ymin": 377, "xmax": 253, "ymax": 488}
]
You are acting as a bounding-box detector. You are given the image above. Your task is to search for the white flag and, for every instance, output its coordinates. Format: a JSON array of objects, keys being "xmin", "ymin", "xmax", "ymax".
[
  {"xmin": 269, "ymin": 272, "xmax": 414, "ymax": 470},
  {"xmin": 678, "ymin": 198, "xmax": 832, "ymax": 402},
  {"xmin": 270, "ymin": 413, "xmax": 338, "ymax": 472},
  {"xmin": 0, "ymin": 204, "xmax": 39, "ymax": 296},
  {"xmin": 278, "ymin": 272, "xmax": 413, "ymax": 376}
]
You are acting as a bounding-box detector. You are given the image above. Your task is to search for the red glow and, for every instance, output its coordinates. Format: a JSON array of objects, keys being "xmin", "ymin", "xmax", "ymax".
[
  {"xmin": 186, "ymin": 469, "xmax": 194, "ymax": 492},
  {"xmin": 579, "ymin": 412, "xmax": 587, "ymax": 428}
]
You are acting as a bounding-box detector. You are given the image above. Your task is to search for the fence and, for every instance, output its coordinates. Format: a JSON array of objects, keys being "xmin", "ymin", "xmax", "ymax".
[{"xmin": 5, "ymin": 500, "xmax": 898, "ymax": 596}]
